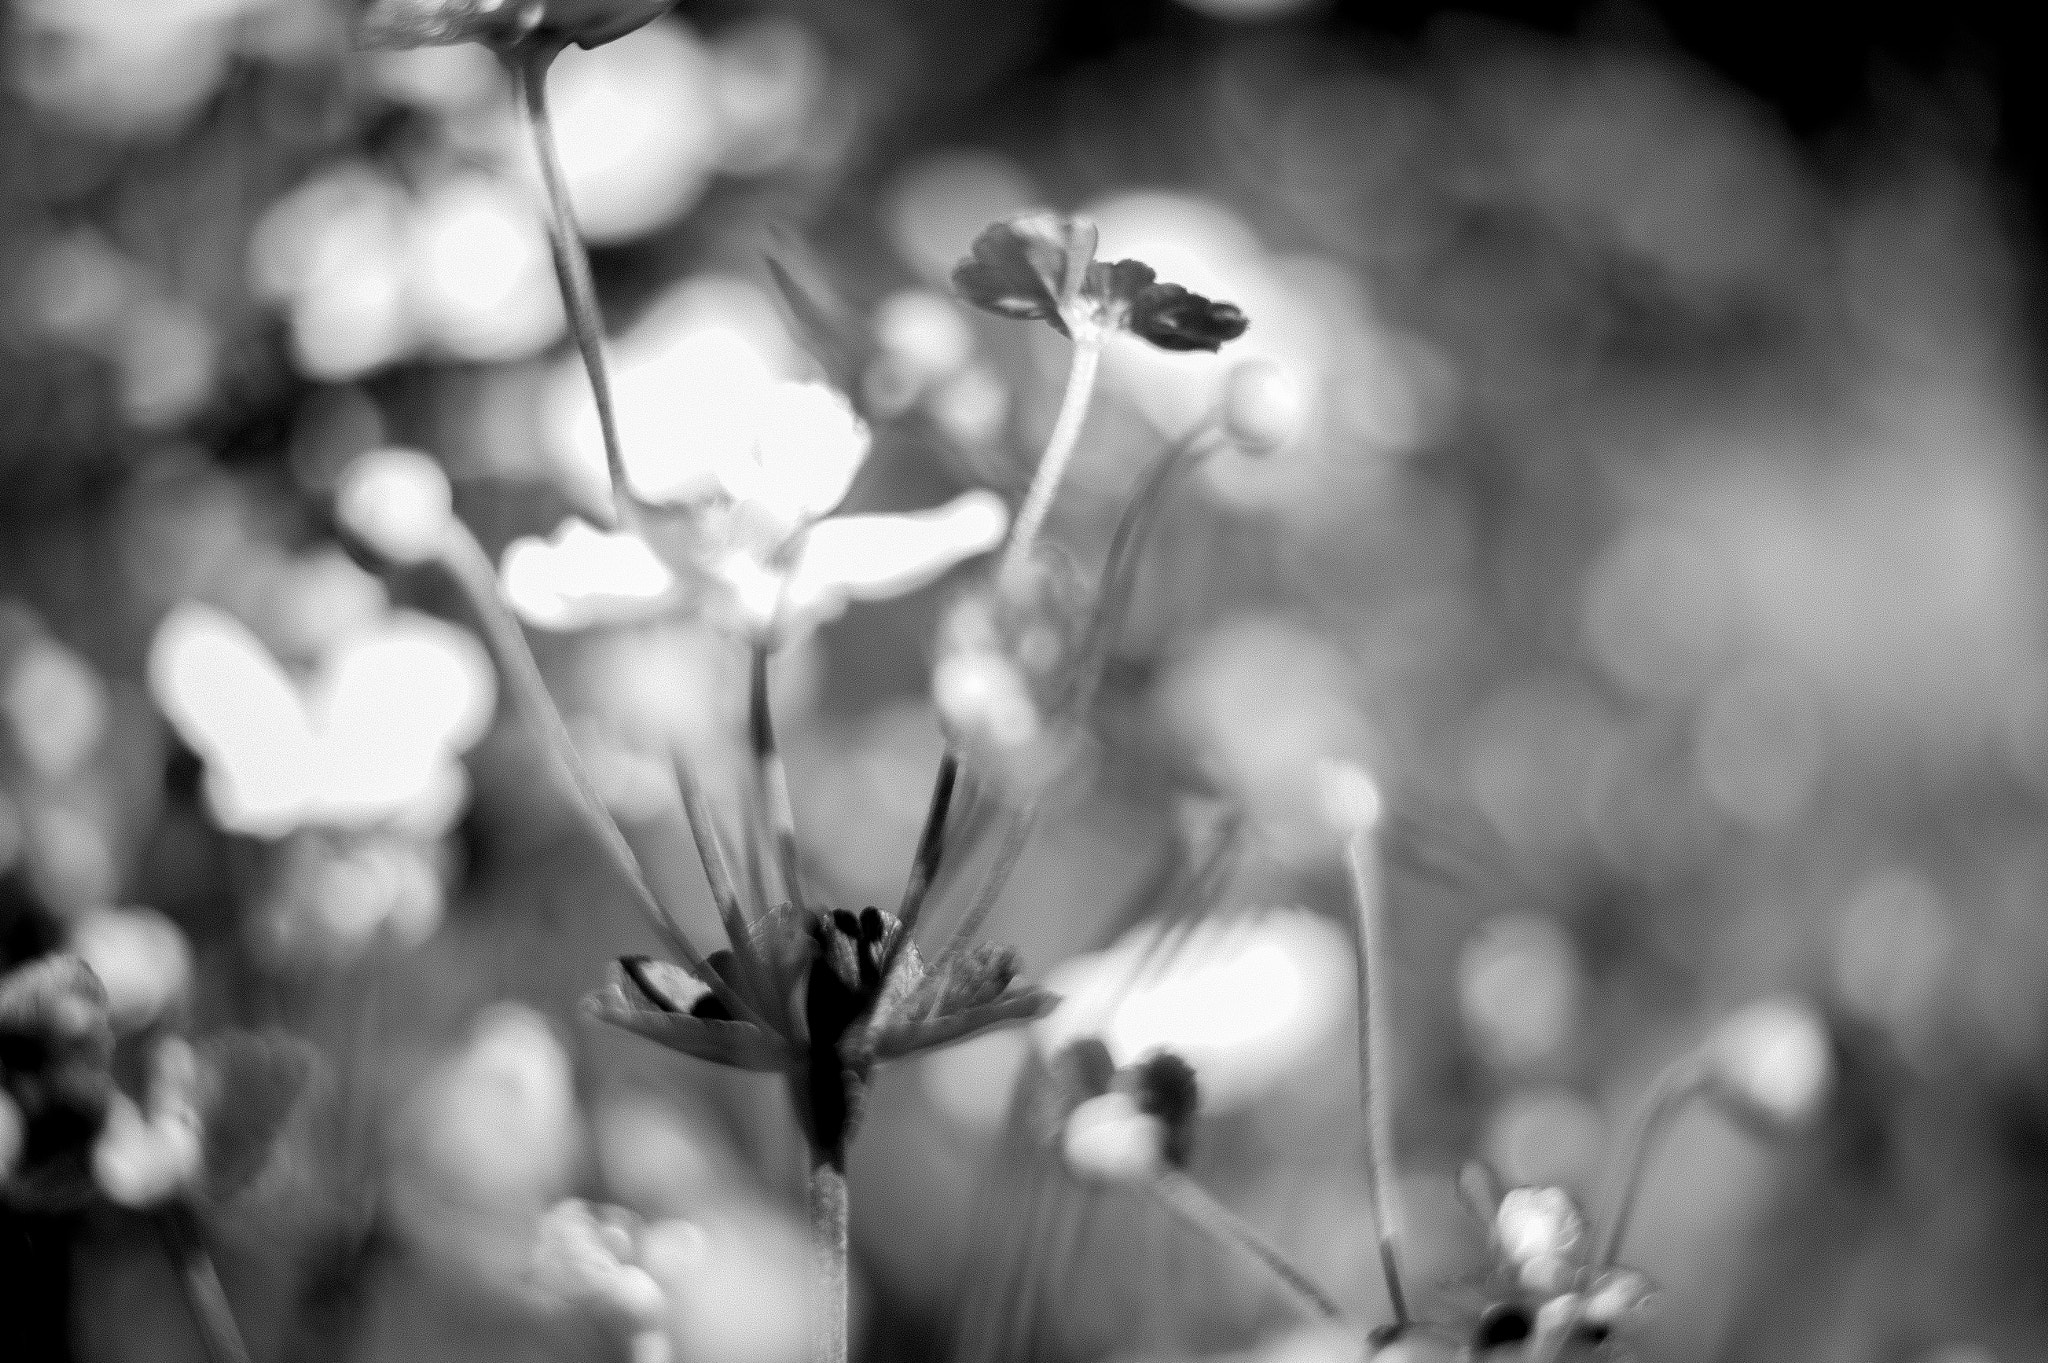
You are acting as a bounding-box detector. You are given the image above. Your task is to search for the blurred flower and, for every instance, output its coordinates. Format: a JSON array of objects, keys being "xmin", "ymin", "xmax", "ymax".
[
  {"xmin": 405, "ymin": 175, "xmax": 565, "ymax": 362},
  {"xmin": 591, "ymin": 904, "xmax": 1054, "ymax": 1158},
  {"xmin": 1457, "ymin": 1180, "xmax": 1655, "ymax": 1357},
  {"xmin": 0, "ymin": 955, "xmax": 115, "ymax": 1210},
  {"xmin": 2, "ymin": 635, "xmax": 108, "ymax": 782},
  {"xmin": 953, "ymin": 212, "xmax": 1249, "ymax": 352},
  {"xmin": 1222, "ymin": 358, "xmax": 1307, "ymax": 457},
  {"xmin": 69, "ymin": 905, "xmax": 192, "ymax": 1030},
  {"xmin": 1458, "ymin": 915, "xmax": 1580, "ymax": 1072},
  {"xmin": 1700, "ymin": 996, "xmax": 1832, "ymax": 1132},
  {"xmin": 148, "ymin": 600, "xmax": 495, "ymax": 837},
  {"xmin": 530, "ymin": 1198, "xmax": 670, "ymax": 1333},
  {"xmin": 501, "ymin": 520, "xmax": 679, "ymax": 630},
  {"xmin": 358, "ymin": 0, "xmax": 672, "ymax": 52},
  {"xmin": 336, "ymin": 448, "xmax": 457, "ymax": 567},
  {"xmin": 1059, "ymin": 1049, "xmax": 1201, "ymax": 1184},
  {"xmin": 253, "ymin": 831, "xmax": 447, "ymax": 966},
  {"xmin": 1039, "ymin": 909, "xmax": 1350, "ymax": 1110}
]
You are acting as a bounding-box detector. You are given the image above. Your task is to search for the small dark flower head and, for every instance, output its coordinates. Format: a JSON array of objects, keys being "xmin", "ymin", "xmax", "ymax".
[
  {"xmin": 1121, "ymin": 1050, "xmax": 1199, "ymax": 1168},
  {"xmin": 588, "ymin": 903, "xmax": 1054, "ymax": 1158},
  {"xmin": 1457, "ymin": 1182, "xmax": 1657, "ymax": 1357},
  {"xmin": 952, "ymin": 213, "xmax": 1249, "ymax": 352},
  {"xmin": 357, "ymin": 0, "xmax": 674, "ymax": 52},
  {"xmin": 0, "ymin": 955, "xmax": 115, "ymax": 1210}
]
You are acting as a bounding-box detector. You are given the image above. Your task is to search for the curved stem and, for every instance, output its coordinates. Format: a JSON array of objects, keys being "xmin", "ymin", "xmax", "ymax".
[
  {"xmin": 437, "ymin": 525, "xmax": 765, "ymax": 1030},
  {"xmin": 750, "ymin": 642, "xmax": 807, "ymax": 915},
  {"xmin": 1598, "ymin": 1058, "xmax": 1708, "ymax": 1268},
  {"xmin": 807, "ymin": 1151, "xmax": 850, "ymax": 1363},
  {"xmin": 1153, "ymin": 1171, "xmax": 1343, "ymax": 1323},
  {"xmin": 513, "ymin": 39, "xmax": 636, "ymax": 531},
  {"xmin": 159, "ymin": 1205, "xmax": 252, "ymax": 1363},
  {"xmin": 1000, "ymin": 335, "xmax": 1103, "ymax": 590},
  {"xmin": 1341, "ymin": 829, "xmax": 1410, "ymax": 1332}
]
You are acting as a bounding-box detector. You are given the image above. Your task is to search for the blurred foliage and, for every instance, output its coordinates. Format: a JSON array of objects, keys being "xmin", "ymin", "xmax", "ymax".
[{"xmin": 4, "ymin": 3, "xmax": 2047, "ymax": 1363}]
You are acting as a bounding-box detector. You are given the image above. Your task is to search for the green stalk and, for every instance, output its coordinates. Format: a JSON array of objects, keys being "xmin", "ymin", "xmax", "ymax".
[
  {"xmin": 159, "ymin": 1205, "xmax": 252, "ymax": 1363},
  {"xmin": 1152, "ymin": 1171, "xmax": 1343, "ymax": 1323},
  {"xmin": 1000, "ymin": 333, "xmax": 1103, "ymax": 591},
  {"xmin": 437, "ymin": 524, "xmax": 765, "ymax": 1030},
  {"xmin": 1341, "ymin": 828, "xmax": 1410, "ymax": 1332},
  {"xmin": 749, "ymin": 642, "xmax": 807, "ymax": 914},
  {"xmin": 512, "ymin": 39, "xmax": 636, "ymax": 531},
  {"xmin": 1598, "ymin": 1058, "xmax": 1708, "ymax": 1268},
  {"xmin": 808, "ymin": 1152, "xmax": 851, "ymax": 1363}
]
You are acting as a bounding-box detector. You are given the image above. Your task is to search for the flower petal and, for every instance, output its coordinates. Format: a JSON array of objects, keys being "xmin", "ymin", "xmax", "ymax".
[
  {"xmin": 722, "ymin": 381, "xmax": 869, "ymax": 532},
  {"xmin": 358, "ymin": 0, "xmax": 674, "ymax": 50},
  {"xmin": 950, "ymin": 214, "xmax": 1099, "ymax": 334},
  {"xmin": 782, "ymin": 491, "xmax": 1008, "ymax": 625},
  {"xmin": 586, "ymin": 965, "xmax": 787, "ymax": 1072},
  {"xmin": 500, "ymin": 519, "xmax": 677, "ymax": 631},
  {"xmin": 1124, "ymin": 281, "xmax": 1249, "ymax": 352}
]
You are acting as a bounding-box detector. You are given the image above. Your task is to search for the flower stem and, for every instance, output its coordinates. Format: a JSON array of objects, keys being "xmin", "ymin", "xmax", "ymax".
[
  {"xmin": 1341, "ymin": 828, "xmax": 1410, "ymax": 1333},
  {"xmin": 749, "ymin": 642, "xmax": 807, "ymax": 915},
  {"xmin": 936, "ymin": 799, "xmax": 1038, "ymax": 967},
  {"xmin": 807, "ymin": 1151, "xmax": 851, "ymax": 1363},
  {"xmin": 512, "ymin": 38, "xmax": 636, "ymax": 532},
  {"xmin": 1152, "ymin": 1170, "xmax": 1343, "ymax": 1323},
  {"xmin": 437, "ymin": 524, "xmax": 765, "ymax": 1029},
  {"xmin": 1598, "ymin": 1057, "xmax": 1708, "ymax": 1268},
  {"xmin": 159, "ymin": 1205, "xmax": 252, "ymax": 1363},
  {"xmin": 1000, "ymin": 334, "xmax": 1103, "ymax": 591}
]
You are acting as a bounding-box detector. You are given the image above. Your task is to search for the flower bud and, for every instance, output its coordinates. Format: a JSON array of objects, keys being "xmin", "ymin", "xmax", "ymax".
[
  {"xmin": 1494, "ymin": 1185, "xmax": 1584, "ymax": 1295},
  {"xmin": 92, "ymin": 1091, "xmax": 202, "ymax": 1208},
  {"xmin": 1222, "ymin": 358, "xmax": 1306, "ymax": 457},
  {"xmin": 1061, "ymin": 1091, "xmax": 1166, "ymax": 1184},
  {"xmin": 337, "ymin": 448, "xmax": 455, "ymax": 565},
  {"xmin": 1703, "ymin": 996, "xmax": 1832, "ymax": 1131}
]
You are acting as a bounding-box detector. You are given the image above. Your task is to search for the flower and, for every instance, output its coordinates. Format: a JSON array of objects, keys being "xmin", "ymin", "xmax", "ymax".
[
  {"xmin": 1701, "ymin": 995, "xmax": 1832, "ymax": 1133},
  {"xmin": 502, "ymin": 377, "xmax": 1009, "ymax": 641},
  {"xmin": 338, "ymin": 448, "xmax": 458, "ymax": 566},
  {"xmin": 358, "ymin": 0, "xmax": 675, "ymax": 52},
  {"xmin": 530, "ymin": 1198, "xmax": 670, "ymax": 1330},
  {"xmin": 588, "ymin": 904, "xmax": 1054, "ymax": 1159},
  {"xmin": 952, "ymin": 213, "xmax": 1249, "ymax": 352},
  {"xmin": 1456, "ymin": 1177, "xmax": 1656, "ymax": 1357},
  {"xmin": 1056, "ymin": 1047, "xmax": 1200, "ymax": 1184},
  {"xmin": 0, "ymin": 954, "xmax": 115, "ymax": 1210}
]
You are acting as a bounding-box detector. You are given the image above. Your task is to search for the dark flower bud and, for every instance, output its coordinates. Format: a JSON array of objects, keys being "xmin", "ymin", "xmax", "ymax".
[{"xmin": 1124, "ymin": 1050, "xmax": 1199, "ymax": 1168}]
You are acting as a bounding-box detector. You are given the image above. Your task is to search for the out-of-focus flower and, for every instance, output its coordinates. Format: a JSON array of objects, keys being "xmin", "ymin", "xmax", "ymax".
[
  {"xmin": 2, "ymin": 636, "xmax": 108, "ymax": 782},
  {"xmin": 1700, "ymin": 996, "xmax": 1832, "ymax": 1132},
  {"xmin": 1222, "ymin": 358, "xmax": 1307, "ymax": 457},
  {"xmin": 336, "ymin": 448, "xmax": 458, "ymax": 566},
  {"xmin": 1039, "ymin": 910, "xmax": 1350, "ymax": 1110},
  {"xmin": 591, "ymin": 904, "xmax": 1054, "ymax": 1159},
  {"xmin": 405, "ymin": 176, "xmax": 565, "ymax": 362},
  {"xmin": 509, "ymin": 375, "xmax": 1007, "ymax": 641},
  {"xmin": 358, "ymin": 0, "xmax": 673, "ymax": 52},
  {"xmin": 148, "ymin": 601, "xmax": 495, "ymax": 837},
  {"xmin": 69, "ymin": 905, "xmax": 192, "ymax": 1030},
  {"xmin": 0, "ymin": 955, "xmax": 115, "ymax": 1210},
  {"xmin": 254, "ymin": 831, "xmax": 447, "ymax": 966},
  {"xmin": 1455, "ymin": 1178, "xmax": 1655, "ymax": 1357},
  {"xmin": 953, "ymin": 213, "xmax": 1249, "ymax": 352},
  {"xmin": 530, "ymin": 1198, "xmax": 669, "ymax": 1331},
  {"xmin": 1058, "ymin": 1048, "xmax": 1201, "ymax": 1184}
]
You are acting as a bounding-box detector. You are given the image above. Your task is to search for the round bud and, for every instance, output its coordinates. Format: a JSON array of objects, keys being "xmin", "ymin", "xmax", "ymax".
[
  {"xmin": 1221, "ymin": 358, "xmax": 1306, "ymax": 457},
  {"xmin": 337, "ymin": 447, "xmax": 455, "ymax": 565},
  {"xmin": 1704, "ymin": 996, "xmax": 1832, "ymax": 1130},
  {"xmin": 1061, "ymin": 1092, "xmax": 1166, "ymax": 1184}
]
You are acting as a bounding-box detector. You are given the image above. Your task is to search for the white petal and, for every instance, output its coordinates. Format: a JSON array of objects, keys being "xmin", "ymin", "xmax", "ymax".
[
  {"xmin": 721, "ymin": 380, "xmax": 868, "ymax": 530},
  {"xmin": 147, "ymin": 603, "xmax": 317, "ymax": 836},
  {"xmin": 781, "ymin": 490, "xmax": 1007, "ymax": 624},
  {"xmin": 500, "ymin": 520, "xmax": 677, "ymax": 631}
]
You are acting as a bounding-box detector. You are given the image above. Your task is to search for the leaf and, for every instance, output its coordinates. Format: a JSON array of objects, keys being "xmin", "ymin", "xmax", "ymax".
[
  {"xmin": 192, "ymin": 1030, "xmax": 319, "ymax": 1202},
  {"xmin": 868, "ymin": 987, "xmax": 1054, "ymax": 1062},
  {"xmin": 765, "ymin": 251, "xmax": 866, "ymax": 391}
]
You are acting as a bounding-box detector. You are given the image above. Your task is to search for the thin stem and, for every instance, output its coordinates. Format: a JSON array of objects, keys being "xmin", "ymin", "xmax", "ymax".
[
  {"xmin": 1341, "ymin": 829, "xmax": 1410, "ymax": 1331},
  {"xmin": 673, "ymin": 749, "xmax": 775, "ymax": 1027},
  {"xmin": 750, "ymin": 642, "xmax": 807, "ymax": 915},
  {"xmin": 159, "ymin": 1205, "xmax": 252, "ymax": 1363},
  {"xmin": 892, "ymin": 749, "xmax": 959, "ymax": 950},
  {"xmin": 1000, "ymin": 335, "xmax": 1103, "ymax": 590},
  {"xmin": 1598, "ymin": 1058, "xmax": 1709, "ymax": 1268},
  {"xmin": 438, "ymin": 526, "xmax": 766, "ymax": 1030},
  {"xmin": 1153, "ymin": 1171, "xmax": 1344, "ymax": 1323},
  {"xmin": 807, "ymin": 1152, "xmax": 850, "ymax": 1363},
  {"xmin": 513, "ymin": 39, "xmax": 636, "ymax": 531},
  {"xmin": 937, "ymin": 799, "xmax": 1039, "ymax": 967}
]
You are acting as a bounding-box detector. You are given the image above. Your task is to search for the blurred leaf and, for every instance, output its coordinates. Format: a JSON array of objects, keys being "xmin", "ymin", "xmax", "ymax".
[{"xmin": 192, "ymin": 1030, "xmax": 319, "ymax": 1203}]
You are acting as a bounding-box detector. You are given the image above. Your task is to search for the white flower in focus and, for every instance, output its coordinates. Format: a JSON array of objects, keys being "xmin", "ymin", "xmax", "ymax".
[
  {"xmin": 337, "ymin": 448, "xmax": 455, "ymax": 566},
  {"xmin": 501, "ymin": 520, "xmax": 679, "ymax": 631}
]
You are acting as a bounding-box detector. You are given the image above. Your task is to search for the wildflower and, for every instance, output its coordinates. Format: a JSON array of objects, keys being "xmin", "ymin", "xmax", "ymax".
[
  {"xmin": 1700, "ymin": 996, "xmax": 1832, "ymax": 1133},
  {"xmin": 1457, "ymin": 1175, "xmax": 1655, "ymax": 1356},
  {"xmin": 952, "ymin": 213, "xmax": 1249, "ymax": 352},
  {"xmin": 358, "ymin": 0, "xmax": 674, "ymax": 52},
  {"xmin": 501, "ymin": 377, "xmax": 1008, "ymax": 643},
  {"xmin": 1222, "ymin": 357, "xmax": 1307, "ymax": 457},
  {"xmin": 590, "ymin": 904, "xmax": 1054, "ymax": 1161},
  {"xmin": 336, "ymin": 447, "xmax": 458, "ymax": 567},
  {"xmin": 530, "ymin": 1198, "xmax": 670, "ymax": 1333}
]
